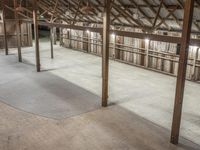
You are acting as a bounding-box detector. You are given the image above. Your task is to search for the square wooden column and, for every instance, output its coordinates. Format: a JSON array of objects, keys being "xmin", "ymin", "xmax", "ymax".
[
  {"xmin": 2, "ymin": 0, "xmax": 8, "ymax": 55},
  {"xmin": 14, "ymin": 0, "xmax": 22, "ymax": 62},
  {"xmin": 33, "ymin": 0, "xmax": 40, "ymax": 72},
  {"xmin": 50, "ymin": 27, "xmax": 54, "ymax": 59},
  {"xmin": 102, "ymin": 0, "xmax": 111, "ymax": 107},
  {"xmin": 170, "ymin": 0, "xmax": 194, "ymax": 144},
  {"xmin": 59, "ymin": 25, "xmax": 63, "ymax": 46}
]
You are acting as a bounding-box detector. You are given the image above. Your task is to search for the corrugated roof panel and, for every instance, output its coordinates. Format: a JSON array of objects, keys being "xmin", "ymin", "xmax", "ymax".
[{"xmin": 34, "ymin": 0, "xmax": 200, "ymax": 33}]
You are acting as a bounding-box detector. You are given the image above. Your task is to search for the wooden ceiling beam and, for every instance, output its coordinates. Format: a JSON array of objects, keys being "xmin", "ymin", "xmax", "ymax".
[
  {"xmin": 175, "ymin": 0, "xmax": 200, "ymax": 31},
  {"xmin": 128, "ymin": 0, "xmax": 153, "ymax": 26},
  {"xmin": 112, "ymin": 2, "xmax": 142, "ymax": 27},
  {"xmin": 142, "ymin": 0, "xmax": 169, "ymax": 29},
  {"xmin": 161, "ymin": 1, "xmax": 182, "ymax": 28},
  {"xmin": 36, "ymin": 21, "xmax": 200, "ymax": 46},
  {"xmin": 153, "ymin": 0, "xmax": 163, "ymax": 28}
]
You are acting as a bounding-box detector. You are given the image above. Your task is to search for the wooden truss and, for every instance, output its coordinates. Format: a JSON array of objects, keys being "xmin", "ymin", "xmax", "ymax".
[{"xmin": 1, "ymin": 0, "xmax": 199, "ymax": 145}]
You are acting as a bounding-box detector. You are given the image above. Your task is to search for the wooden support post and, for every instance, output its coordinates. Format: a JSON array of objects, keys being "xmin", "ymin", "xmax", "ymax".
[
  {"xmin": 95, "ymin": 32, "xmax": 98, "ymax": 54},
  {"xmin": 69, "ymin": 29, "xmax": 72, "ymax": 48},
  {"xmin": 100, "ymin": 33, "xmax": 103, "ymax": 78},
  {"xmin": 170, "ymin": 0, "xmax": 194, "ymax": 144},
  {"xmin": 18, "ymin": 20, "xmax": 22, "ymax": 60},
  {"xmin": 59, "ymin": 27, "xmax": 63, "ymax": 46},
  {"xmin": 100, "ymin": 34, "xmax": 103, "ymax": 55},
  {"xmin": 145, "ymin": 40, "xmax": 150, "ymax": 67},
  {"xmin": 83, "ymin": 30, "xmax": 88, "ymax": 51},
  {"xmin": 88, "ymin": 31, "xmax": 91, "ymax": 53},
  {"xmin": 112, "ymin": 33, "xmax": 116, "ymax": 59},
  {"xmin": 50, "ymin": 27, "xmax": 54, "ymax": 59},
  {"xmin": 192, "ymin": 48, "xmax": 199, "ymax": 80},
  {"xmin": 53, "ymin": 27, "xmax": 57, "ymax": 45},
  {"xmin": 102, "ymin": 0, "xmax": 111, "ymax": 107},
  {"xmin": 33, "ymin": 0, "xmax": 40, "ymax": 72},
  {"xmin": 2, "ymin": 0, "xmax": 8, "ymax": 55},
  {"xmin": 14, "ymin": 0, "xmax": 22, "ymax": 62},
  {"xmin": 140, "ymin": 40, "xmax": 145, "ymax": 66},
  {"xmin": 59, "ymin": 20, "xmax": 63, "ymax": 46},
  {"xmin": 115, "ymin": 36, "xmax": 120, "ymax": 59}
]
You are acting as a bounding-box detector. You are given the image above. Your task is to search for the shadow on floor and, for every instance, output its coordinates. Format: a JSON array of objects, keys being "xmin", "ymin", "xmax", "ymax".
[{"xmin": 0, "ymin": 58, "xmax": 101, "ymax": 119}]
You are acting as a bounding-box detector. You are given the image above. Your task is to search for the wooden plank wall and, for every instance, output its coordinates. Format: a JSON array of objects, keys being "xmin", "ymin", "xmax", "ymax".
[
  {"xmin": 0, "ymin": 21, "xmax": 32, "ymax": 48},
  {"xmin": 0, "ymin": 0, "xmax": 32, "ymax": 49},
  {"xmin": 61, "ymin": 28, "xmax": 200, "ymax": 81}
]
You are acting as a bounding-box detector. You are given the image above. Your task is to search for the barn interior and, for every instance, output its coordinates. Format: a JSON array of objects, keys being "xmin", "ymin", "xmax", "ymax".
[{"xmin": 0, "ymin": 0, "xmax": 200, "ymax": 150}]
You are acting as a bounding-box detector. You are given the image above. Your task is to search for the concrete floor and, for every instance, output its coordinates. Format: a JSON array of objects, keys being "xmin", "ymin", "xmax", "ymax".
[
  {"xmin": 0, "ymin": 39, "xmax": 200, "ymax": 150},
  {"xmin": 0, "ymin": 54, "xmax": 100, "ymax": 119}
]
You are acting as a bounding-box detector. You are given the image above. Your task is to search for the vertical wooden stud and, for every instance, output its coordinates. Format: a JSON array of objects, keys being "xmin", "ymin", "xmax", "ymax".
[
  {"xmin": 2, "ymin": 0, "xmax": 8, "ymax": 55},
  {"xmin": 50, "ymin": 27, "xmax": 54, "ymax": 59},
  {"xmin": 14, "ymin": 0, "xmax": 22, "ymax": 62},
  {"xmin": 170, "ymin": 0, "xmax": 194, "ymax": 144},
  {"xmin": 53, "ymin": 27, "xmax": 57, "ymax": 45},
  {"xmin": 33, "ymin": 0, "xmax": 40, "ymax": 72},
  {"xmin": 102, "ymin": 0, "xmax": 111, "ymax": 107},
  {"xmin": 145, "ymin": 40, "xmax": 150, "ymax": 67},
  {"xmin": 192, "ymin": 47, "xmax": 199, "ymax": 80},
  {"xmin": 59, "ymin": 27, "xmax": 63, "ymax": 46}
]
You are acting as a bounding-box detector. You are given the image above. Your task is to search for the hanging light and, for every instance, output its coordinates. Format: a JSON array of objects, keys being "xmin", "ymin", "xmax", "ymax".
[
  {"xmin": 191, "ymin": 46, "xmax": 198, "ymax": 51},
  {"xmin": 111, "ymin": 33, "xmax": 116, "ymax": 38},
  {"xmin": 145, "ymin": 38, "xmax": 150, "ymax": 43}
]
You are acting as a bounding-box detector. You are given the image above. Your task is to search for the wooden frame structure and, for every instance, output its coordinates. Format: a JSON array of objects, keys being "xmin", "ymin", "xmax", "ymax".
[
  {"xmin": 0, "ymin": 0, "xmax": 200, "ymax": 145},
  {"xmin": 171, "ymin": 0, "xmax": 195, "ymax": 144},
  {"xmin": 2, "ymin": 0, "xmax": 8, "ymax": 55},
  {"xmin": 14, "ymin": 0, "xmax": 22, "ymax": 62},
  {"xmin": 33, "ymin": 0, "xmax": 41, "ymax": 72},
  {"xmin": 102, "ymin": 0, "xmax": 111, "ymax": 107}
]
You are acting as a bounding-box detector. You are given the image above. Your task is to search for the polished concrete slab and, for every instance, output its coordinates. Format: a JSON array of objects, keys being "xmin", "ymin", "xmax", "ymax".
[
  {"xmin": 0, "ymin": 39, "xmax": 200, "ymax": 149},
  {"xmin": 0, "ymin": 54, "xmax": 100, "ymax": 119}
]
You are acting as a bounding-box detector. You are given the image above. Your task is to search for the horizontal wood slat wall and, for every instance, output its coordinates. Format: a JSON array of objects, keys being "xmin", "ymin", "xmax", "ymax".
[
  {"xmin": 0, "ymin": 21, "xmax": 32, "ymax": 48},
  {"xmin": 61, "ymin": 28, "xmax": 200, "ymax": 81},
  {"xmin": 0, "ymin": 0, "xmax": 32, "ymax": 49}
]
